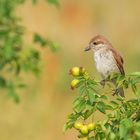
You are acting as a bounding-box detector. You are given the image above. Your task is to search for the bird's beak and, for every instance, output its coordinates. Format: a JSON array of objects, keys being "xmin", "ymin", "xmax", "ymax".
[{"xmin": 84, "ymin": 45, "xmax": 91, "ymax": 51}]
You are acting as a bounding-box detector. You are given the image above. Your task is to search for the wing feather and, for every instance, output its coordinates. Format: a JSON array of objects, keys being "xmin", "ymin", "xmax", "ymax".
[{"xmin": 110, "ymin": 48, "xmax": 125, "ymax": 75}]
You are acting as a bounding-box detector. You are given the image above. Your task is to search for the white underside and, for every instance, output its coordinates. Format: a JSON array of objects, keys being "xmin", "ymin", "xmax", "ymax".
[{"xmin": 94, "ymin": 48, "xmax": 120, "ymax": 78}]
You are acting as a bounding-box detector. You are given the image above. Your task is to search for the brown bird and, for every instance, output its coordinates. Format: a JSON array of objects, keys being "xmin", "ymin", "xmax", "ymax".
[{"xmin": 84, "ymin": 35, "xmax": 125, "ymax": 97}]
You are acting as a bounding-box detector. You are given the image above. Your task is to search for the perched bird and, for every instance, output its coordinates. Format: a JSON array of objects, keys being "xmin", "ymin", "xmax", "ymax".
[{"xmin": 84, "ymin": 35, "xmax": 125, "ymax": 97}]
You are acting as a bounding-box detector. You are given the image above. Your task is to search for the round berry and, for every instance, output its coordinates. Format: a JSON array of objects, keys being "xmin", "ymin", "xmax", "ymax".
[
  {"xmin": 87, "ymin": 123, "xmax": 96, "ymax": 131},
  {"xmin": 71, "ymin": 79, "xmax": 80, "ymax": 89},
  {"xmin": 70, "ymin": 67, "xmax": 80, "ymax": 76},
  {"xmin": 74, "ymin": 122, "xmax": 83, "ymax": 130},
  {"xmin": 80, "ymin": 125, "xmax": 89, "ymax": 134}
]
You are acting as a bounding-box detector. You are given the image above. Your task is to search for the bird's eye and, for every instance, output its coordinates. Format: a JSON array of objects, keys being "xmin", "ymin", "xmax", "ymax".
[{"xmin": 93, "ymin": 42, "xmax": 97, "ymax": 45}]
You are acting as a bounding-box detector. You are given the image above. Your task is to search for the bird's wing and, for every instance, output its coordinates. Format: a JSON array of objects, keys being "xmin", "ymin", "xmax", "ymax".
[{"xmin": 110, "ymin": 49, "xmax": 125, "ymax": 75}]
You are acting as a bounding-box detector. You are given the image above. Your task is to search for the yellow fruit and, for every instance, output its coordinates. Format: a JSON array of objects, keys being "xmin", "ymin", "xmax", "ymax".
[
  {"xmin": 71, "ymin": 79, "xmax": 80, "ymax": 89},
  {"xmin": 80, "ymin": 125, "xmax": 89, "ymax": 134},
  {"xmin": 74, "ymin": 122, "xmax": 83, "ymax": 130},
  {"xmin": 87, "ymin": 123, "xmax": 96, "ymax": 131},
  {"xmin": 80, "ymin": 137, "xmax": 88, "ymax": 140},
  {"xmin": 69, "ymin": 67, "xmax": 86, "ymax": 76},
  {"xmin": 70, "ymin": 67, "xmax": 80, "ymax": 76}
]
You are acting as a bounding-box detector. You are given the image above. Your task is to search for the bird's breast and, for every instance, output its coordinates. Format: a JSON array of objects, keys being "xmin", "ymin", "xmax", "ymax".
[{"xmin": 94, "ymin": 49, "xmax": 120, "ymax": 78}]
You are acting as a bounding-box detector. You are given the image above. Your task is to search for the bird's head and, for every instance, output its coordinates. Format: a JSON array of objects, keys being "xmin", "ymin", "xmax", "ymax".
[{"xmin": 84, "ymin": 35, "xmax": 111, "ymax": 52}]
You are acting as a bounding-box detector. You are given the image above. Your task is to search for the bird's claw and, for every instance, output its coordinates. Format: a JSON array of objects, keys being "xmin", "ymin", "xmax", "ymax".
[{"xmin": 112, "ymin": 88, "xmax": 119, "ymax": 96}]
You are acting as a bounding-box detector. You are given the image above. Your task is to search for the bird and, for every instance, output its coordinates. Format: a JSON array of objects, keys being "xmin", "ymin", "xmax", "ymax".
[{"xmin": 84, "ymin": 35, "xmax": 125, "ymax": 97}]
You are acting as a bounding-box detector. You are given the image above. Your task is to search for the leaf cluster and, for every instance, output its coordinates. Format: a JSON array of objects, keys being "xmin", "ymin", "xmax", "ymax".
[
  {"xmin": 0, "ymin": 0, "xmax": 60, "ymax": 102},
  {"xmin": 64, "ymin": 70, "xmax": 140, "ymax": 140}
]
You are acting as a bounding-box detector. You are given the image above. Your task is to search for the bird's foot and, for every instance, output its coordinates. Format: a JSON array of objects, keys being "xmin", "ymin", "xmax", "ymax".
[
  {"xmin": 112, "ymin": 88, "xmax": 119, "ymax": 96},
  {"xmin": 112, "ymin": 88, "xmax": 125, "ymax": 97}
]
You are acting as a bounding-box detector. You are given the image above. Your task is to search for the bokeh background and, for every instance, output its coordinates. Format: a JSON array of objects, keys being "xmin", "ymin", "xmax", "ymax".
[{"xmin": 0, "ymin": 0, "xmax": 140, "ymax": 140}]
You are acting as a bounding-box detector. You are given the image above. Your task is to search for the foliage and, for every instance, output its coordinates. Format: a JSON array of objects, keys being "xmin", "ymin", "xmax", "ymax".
[
  {"xmin": 47, "ymin": 0, "xmax": 59, "ymax": 6},
  {"xmin": 33, "ymin": 33, "xmax": 59, "ymax": 52},
  {"xmin": 0, "ymin": 0, "xmax": 59, "ymax": 102},
  {"xmin": 32, "ymin": 0, "xmax": 59, "ymax": 6},
  {"xmin": 64, "ymin": 67, "xmax": 140, "ymax": 140}
]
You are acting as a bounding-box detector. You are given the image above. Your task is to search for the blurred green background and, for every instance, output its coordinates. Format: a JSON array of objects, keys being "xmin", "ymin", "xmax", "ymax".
[{"xmin": 0, "ymin": 0, "xmax": 140, "ymax": 140}]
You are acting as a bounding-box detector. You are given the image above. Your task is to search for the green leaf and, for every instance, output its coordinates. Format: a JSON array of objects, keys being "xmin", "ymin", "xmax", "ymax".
[
  {"xmin": 114, "ymin": 110, "xmax": 121, "ymax": 120},
  {"xmin": 32, "ymin": 0, "xmax": 37, "ymax": 4},
  {"xmin": 109, "ymin": 132, "xmax": 116, "ymax": 140},
  {"xmin": 85, "ymin": 102, "xmax": 93, "ymax": 110},
  {"xmin": 64, "ymin": 113, "xmax": 80, "ymax": 132},
  {"xmin": 46, "ymin": 40, "xmax": 60, "ymax": 52},
  {"xmin": 78, "ymin": 86, "xmax": 85, "ymax": 94},
  {"xmin": 105, "ymin": 104, "xmax": 114, "ymax": 110},
  {"xmin": 135, "ymin": 88, "xmax": 140, "ymax": 100},
  {"xmin": 131, "ymin": 84, "xmax": 137, "ymax": 94},
  {"xmin": 116, "ymin": 96, "xmax": 124, "ymax": 101},
  {"xmin": 47, "ymin": 0, "xmax": 60, "ymax": 6},
  {"xmin": 17, "ymin": 83, "xmax": 27, "ymax": 88},
  {"xmin": 131, "ymin": 77, "xmax": 140, "ymax": 84},
  {"xmin": 83, "ymin": 107, "xmax": 95, "ymax": 119},
  {"xmin": 3, "ymin": 37, "xmax": 14, "ymax": 60},
  {"xmin": 7, "ymin": 81, "xmax": 20, "ymax": 103},
  {"xmin": 110, "ymin": 100, "xmax": 119, "ymax": 108},
  {"xmin": 33, "ymin": 33, "xmax": 47, "ymax": 47},
  {"xmin": 63, "ymin": 123, "xmax": 70, "ymax": 133},
  {"xmin": 96, "ymin": 102, "xmax": 106, "ymax": 114},
  {"xmin": 128, "ymin": 72, "xmax": 140, "ymax": 77},
  {"xmin": 33, "ymin": 34, "xmax": 60, "ymax": 52},
  {"xmin": 0, "ymin": 76, "xmax": 6, "ymax": 88},
  {"xmin": 73, "ymin": 98, "xmax": 86, "ymax": 113},
  {"xmin": 96, "ymin": 132, "xmax": 105, "ymax": 139},
  {"xmin": 100, "ymin": 95, "xmax": 108, "ymax": 100},
  {"xmin": 88, "ymin": 92, "xmax": 96, "ymax": 104},
  {"xmin": 119, "ymin": 118, "xmax": 133, "ymax": 139},
  {"xmin": 88, "ymin": 136, "xmax": 94, "ymax": 140}
]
